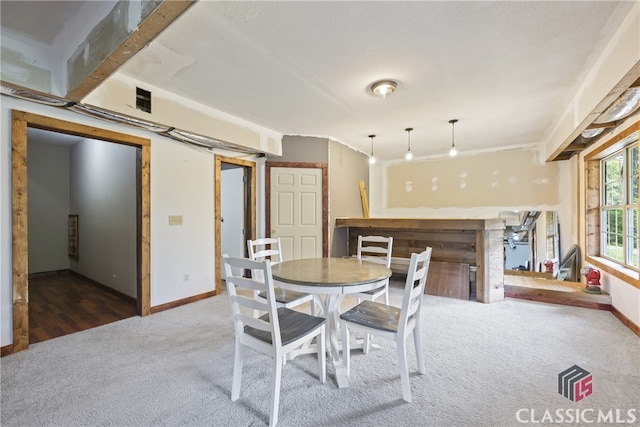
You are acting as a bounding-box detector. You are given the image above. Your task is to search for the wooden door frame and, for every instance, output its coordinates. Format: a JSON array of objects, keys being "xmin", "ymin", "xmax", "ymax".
[
  {"xmin": 215, "ymin": 155, "xmax": 256, "ymax": 294},
  {"xmin": 11, "ymin": 110, "xmax": 151, "ymax": 353},
  {"xmin": 265, "ymin": 162, "xmax": 328, "ymax": 257}
]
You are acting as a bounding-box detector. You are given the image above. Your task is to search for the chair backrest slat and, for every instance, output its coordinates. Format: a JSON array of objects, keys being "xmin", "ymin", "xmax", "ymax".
[
  {"xmin": 236, "ymin": 313, "xmax": 271, "ymax": 333},
  {"xmin": 398, "ymin": 247, "xmax": 432, "ymax": 335},
  {"xmin": 247, "ymin": 237, "xmax": 283, "ymax": 264},
  {"xmin": 223, "ymin": 254, "xmax": 282, "ymax": 347},
  {"xmin": 357, "ymin": 235, "xmax": 393, "ymax": 268},
  {"xmin": 229, "ymin": 294, "xmax": 269, "ymax": 313}
]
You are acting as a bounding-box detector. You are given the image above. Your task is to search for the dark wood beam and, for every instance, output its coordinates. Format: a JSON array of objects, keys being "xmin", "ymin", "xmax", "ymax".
[{"xmin": 67, "ymin": 0, "xmax": 196, "ymax": 102}]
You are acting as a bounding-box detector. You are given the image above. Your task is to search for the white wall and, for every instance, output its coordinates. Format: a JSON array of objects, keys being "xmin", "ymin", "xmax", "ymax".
[
  {"xmin": 27, "ymin": 140, "xmax": 70, "ymax": 273},
  {"xmin": 148, "ymin": 131, "xmax": 217, "ymax": 307},
  {"xmin": 69, "ymin": 139, "xmax": 137, "ymax": 297},
  {"xmin": 0, "ymin": 95, "xmax": 249, "ymax": 346}
]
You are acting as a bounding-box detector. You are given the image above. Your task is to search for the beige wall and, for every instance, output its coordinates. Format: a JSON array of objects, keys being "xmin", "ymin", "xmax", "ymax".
[
  {"xmin": 329, "ymin": 140, "xmax": 369, "ymax": 257},
  {"xmin": 386, "ymin": 149, "xmax": 561, "ymax": 209},
  {"xmin": 84, "ymin": 74, "xmax": 282, "ymax": 156}
]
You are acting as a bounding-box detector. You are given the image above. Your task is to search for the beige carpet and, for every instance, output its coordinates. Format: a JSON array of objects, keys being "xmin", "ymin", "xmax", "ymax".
[{"xmin": 2, "ymin": 279, "xmax": 638, "ymax": 426}]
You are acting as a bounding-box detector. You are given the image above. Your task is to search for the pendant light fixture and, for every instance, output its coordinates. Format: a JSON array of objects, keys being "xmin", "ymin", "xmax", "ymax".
[
  {"xmin": 405, "ymin": 127, "xmax": 413, "ymax": 160},
  {"xmin": 448, "ymin": 119, "xmax": 458, "ymax": 157},
  {"xmin": 368, "ymin": 134, "xmax": 376, "ymax": 164}
]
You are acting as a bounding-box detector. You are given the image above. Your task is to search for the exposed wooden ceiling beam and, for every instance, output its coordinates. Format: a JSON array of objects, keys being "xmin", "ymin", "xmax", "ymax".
[{"xmin": 67, "ymin": 0, "xmax": 196, "ymax": 102}]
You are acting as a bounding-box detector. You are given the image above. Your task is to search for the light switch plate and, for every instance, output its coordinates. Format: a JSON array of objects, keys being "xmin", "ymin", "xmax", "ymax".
[{"xmin": 169, "ymin": 215, "xmax": 183, "ymax": 225}]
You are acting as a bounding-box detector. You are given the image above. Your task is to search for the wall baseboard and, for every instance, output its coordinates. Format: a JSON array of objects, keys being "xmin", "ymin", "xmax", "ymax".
[
  {"xmin": 610, "ymin": 306, "xmax": 640, "ymax": 337},
  {"xmin": 150, "ymin": 291, "xmax": 216, "ymax": 314},
  {"xmin": 1, "ymin": 344, "xmax": 14, "ymax": 357}
]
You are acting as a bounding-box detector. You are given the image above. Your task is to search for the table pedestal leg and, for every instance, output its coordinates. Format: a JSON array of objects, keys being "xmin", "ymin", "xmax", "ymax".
[{"xmin": 323, "ymin": 294, "xmax": 350, "ymax": 388}]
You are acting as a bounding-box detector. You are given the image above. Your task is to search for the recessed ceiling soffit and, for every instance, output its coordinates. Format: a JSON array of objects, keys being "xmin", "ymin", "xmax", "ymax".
[
  {"xmin": 1, "ymin": 81, "xmax": 263, "ymax": 156},
  {"xmin": 550, "ymin": 68, "xmax": 640, "ymax": 162}
]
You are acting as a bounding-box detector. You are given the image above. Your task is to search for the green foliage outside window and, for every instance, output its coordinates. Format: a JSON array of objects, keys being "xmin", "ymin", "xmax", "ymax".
[{"xmin": 601, "ymin": 145, "xmax": 639, "ymax": 269}]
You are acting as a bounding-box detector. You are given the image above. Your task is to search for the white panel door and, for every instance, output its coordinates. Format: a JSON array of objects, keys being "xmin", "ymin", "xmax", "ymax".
[{"xmin": 271, "ymin": 167, "xmax": 322, "ymax": 260}]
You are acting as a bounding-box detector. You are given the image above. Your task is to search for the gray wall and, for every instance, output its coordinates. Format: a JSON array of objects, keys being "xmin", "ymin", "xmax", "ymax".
[
  {"xmin": 274, "ymin": 135, "xmax": 329, "ymax": 163},
  {"xmin": 27, "ymin": 140, "xmax": 71, "ymax": 273},
  {"xmin": 70, "ymin": 139, "xmax": 137, "ymax": 297}
]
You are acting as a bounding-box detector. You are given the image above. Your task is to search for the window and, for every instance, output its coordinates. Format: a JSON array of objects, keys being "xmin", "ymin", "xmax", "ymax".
[{"xmin": 601, "ymin": 143, "xmax": 639, "ymax": 269}]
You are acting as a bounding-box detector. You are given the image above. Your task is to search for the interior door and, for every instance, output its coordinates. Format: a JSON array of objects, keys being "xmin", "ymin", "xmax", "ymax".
[
  {"xmin": 270, "ymin": 167, "xmax": 322, "ymax": 260},
  {"xmin": 221, "ymin": 165, "xmax": 246, "ymax": 277}
]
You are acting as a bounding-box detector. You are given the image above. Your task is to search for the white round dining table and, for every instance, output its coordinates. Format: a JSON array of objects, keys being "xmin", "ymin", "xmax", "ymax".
[{"xmin": 271, "ymin": 257, "xmax": 392, "ymax": 388}]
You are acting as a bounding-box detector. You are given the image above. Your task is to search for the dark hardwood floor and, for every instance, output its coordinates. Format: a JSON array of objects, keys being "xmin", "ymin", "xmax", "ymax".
[{"xmin": 28, "ymin": 270, "xmax": 137, "ymax": 344}]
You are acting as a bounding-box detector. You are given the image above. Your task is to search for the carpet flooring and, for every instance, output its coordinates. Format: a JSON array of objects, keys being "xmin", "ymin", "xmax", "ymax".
[{"xmin": 1, "ymin": 280, "xmax": 638, "ymax": 426}]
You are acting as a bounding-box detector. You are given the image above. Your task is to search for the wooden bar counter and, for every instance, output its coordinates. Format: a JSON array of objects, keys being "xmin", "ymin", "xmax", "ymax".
[{"xmin": 335, "ymin": 217, "xmax": 505, "ymax": 303}]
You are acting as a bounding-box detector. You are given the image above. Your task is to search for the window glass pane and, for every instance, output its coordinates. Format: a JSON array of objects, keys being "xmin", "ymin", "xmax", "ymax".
[
  {"xmin": 604, "ymin": 154, "xmax": 623, "ymax": 183},
  {"xmin": 628, "ymin": 208, "xmax": 639, "ymax": 268},
  {"xmin": 603, "ymin": 208, "xmax": 624, "ymax": 261},
  {"xmin": 603, "ymin": 154, "xmax": 624, "ymax": 206},
  {"xmin": 604, "ymin": 182, "xmax": 623, "ymax": 205}
]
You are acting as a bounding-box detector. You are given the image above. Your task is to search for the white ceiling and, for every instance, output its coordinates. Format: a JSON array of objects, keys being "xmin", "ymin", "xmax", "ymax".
[{"xmin": 1, "ymin": 1, "xmax": 635, "ymax": 160}]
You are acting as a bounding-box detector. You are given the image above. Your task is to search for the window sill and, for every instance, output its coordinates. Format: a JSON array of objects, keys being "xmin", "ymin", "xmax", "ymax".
[{"xmin": 585, "ymin": 255, "xmax": 640, "ymax": 289}]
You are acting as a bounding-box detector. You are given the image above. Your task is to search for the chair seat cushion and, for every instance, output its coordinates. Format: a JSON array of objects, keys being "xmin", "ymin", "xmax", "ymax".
[
  {"xmin": 258, "ymin": 287, "xmax": 311, "ymax": 304},
  {"xmin": 340, "ymin": 300, "xmax": 400, "ymax": 333},
  {"xmin": 246, "ymin": 308, "xmax": 326, "ymax": 346}
]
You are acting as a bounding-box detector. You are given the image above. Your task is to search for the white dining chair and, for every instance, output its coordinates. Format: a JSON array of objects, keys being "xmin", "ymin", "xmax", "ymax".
[
  {"xmin": 352, "ymin": 235, "xmax": 394, "ymax": 305},
  {"xmin": 247, "ymin": 237, "xmax": 315, "ymax": 314},
  {"xmin": 222, "ymin": 255, "xmax": 326, "ymax": 427},
  {"xmin": 340, "ymin": 247, "xmax": 432, "ymax": 403}
]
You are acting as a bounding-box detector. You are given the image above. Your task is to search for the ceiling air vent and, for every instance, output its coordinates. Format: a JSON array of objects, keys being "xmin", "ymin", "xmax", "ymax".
[{"xmin": 136, "ymin": 87, "xmax": 151, "ymax": 113}]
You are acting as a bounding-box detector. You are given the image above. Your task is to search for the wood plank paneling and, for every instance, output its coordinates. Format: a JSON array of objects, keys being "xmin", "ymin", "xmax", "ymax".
[
  {"xmin": 346, "ymin": 227, "xmax": 477, "ymax": 264},
  {"xmin": 336, "ymin": 217, "xmax": 506, "ymax": 303},
  {"xmin": 426, "ymin": 261, "xmax": 470, "ymax": 300}
]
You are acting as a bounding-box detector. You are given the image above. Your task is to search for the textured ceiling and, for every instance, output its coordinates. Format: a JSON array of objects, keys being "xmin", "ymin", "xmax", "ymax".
[
  {"xmin": 116, "ymin": 1, "xmax": 633, "ymax": 160},
  {"xmin": 1, "ymin": 1, "xmax": 635, "ymax": 160}
]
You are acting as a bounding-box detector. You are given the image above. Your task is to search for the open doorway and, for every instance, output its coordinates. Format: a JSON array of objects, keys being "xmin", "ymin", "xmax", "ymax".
[
  {"xmin": 11, "ymin": 110, "xmax": 150, "ymax": 353},
  {"xmin": 214, "ymin": 156, "xmax": 256, "ymax": 294}
]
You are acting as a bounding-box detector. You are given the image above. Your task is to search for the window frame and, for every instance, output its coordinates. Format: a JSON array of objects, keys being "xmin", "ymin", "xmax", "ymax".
[{"xmin": 584, "ymin": 120, "xmax": 640, "ymax": 286}]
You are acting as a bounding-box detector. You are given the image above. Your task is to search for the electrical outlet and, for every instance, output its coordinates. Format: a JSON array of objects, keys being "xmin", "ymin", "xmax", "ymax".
[{"xmin": 169, "ymin": 215, "xmax": 183, "ymax": 225}]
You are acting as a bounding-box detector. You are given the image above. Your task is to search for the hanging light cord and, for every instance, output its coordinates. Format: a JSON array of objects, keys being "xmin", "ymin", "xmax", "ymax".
[{"xmin": 449, "ymin": 119, "xmax": 457, "ymax": 148}]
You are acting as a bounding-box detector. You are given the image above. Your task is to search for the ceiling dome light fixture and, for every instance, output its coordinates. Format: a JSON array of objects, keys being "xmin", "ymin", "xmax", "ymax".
[
  {"xmin": 368, "ymin": 134, "xmax": 376, "ymax": 164},
  {"xmin": 405, "ymin": 127, "xmax": 413, "ymax": 160},
  {"xmin": 449, "ymin": 119, "xmax": 458, "ymax": 157},
  {"xmin": 370, "ymin": 80, "xmax": 398, "ymax": 98}
]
